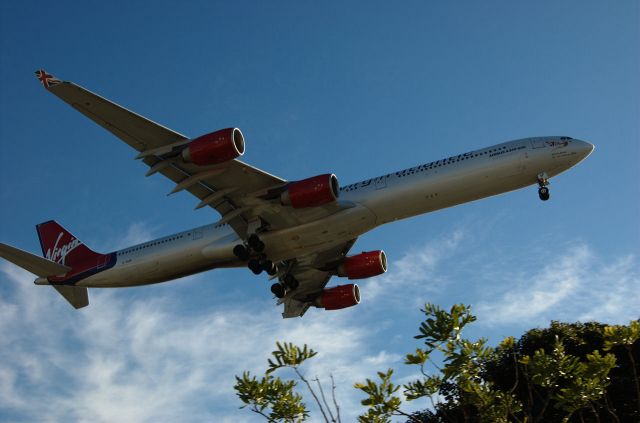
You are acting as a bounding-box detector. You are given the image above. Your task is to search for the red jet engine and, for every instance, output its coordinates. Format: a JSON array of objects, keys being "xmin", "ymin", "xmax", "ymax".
[
  {"xmin": 182, "ymin": 128, "xmax": 245, "ymax": 166},
  {"xmin": 338, "ymin": 250, "xmax": 387, "ymax": 279},
  {"xmin": 280, "ymin": 174, "xmax": 339, "ymax": 208},
  {"xmin": 316, "ymin": 284, "xmax": 360, "ymax": 310}
]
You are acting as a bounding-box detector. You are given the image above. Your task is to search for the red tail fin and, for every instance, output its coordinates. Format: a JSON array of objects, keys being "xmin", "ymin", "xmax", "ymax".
[{"xmin": 36, "ymin": 220, "xmax": 102, "ymax": 267}]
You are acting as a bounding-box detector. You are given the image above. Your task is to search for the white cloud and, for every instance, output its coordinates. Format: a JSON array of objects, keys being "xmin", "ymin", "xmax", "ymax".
[
  {"xmin": 476, "ymin": 244, "xmax": 640, "ymax": 327},
  {"xmin": 1, "ymin": 223, "xmax": 637, "ymax": 422},
  {"xmin": 362, "ymin": 229, "xmax": 464, "ymax": 307},
  {"xmin": 0, "ymin": 263, "xmax": 398, "ymax": 423}
]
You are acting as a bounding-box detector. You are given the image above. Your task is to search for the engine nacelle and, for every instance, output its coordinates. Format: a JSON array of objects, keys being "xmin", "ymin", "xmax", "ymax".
[
  {"xmin": 182, "ymin": 128, "xmax": 245, "ymax": 166},
  {"xmin": 316, "ymin": 284, "xmax": 360, "ymax": 310},
  {"xmin": 280, "ymin": 174, "xmax": 339, "ymax": 208},
  {"xmin": 338, "ymin": 250, "xmax": 387, "ymax": 279}
]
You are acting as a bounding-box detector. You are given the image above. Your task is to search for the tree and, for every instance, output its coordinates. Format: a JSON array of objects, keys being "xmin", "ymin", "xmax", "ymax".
[
  {"xmin": 234, "ymin": 342, "xmax": 341, "ymax": 422},
  {"xmin": 484, "ymin": 321, "xmax": 640, "ymax": 422},
  {"xmin": 233, "ymin": 305, "xmax": 639, "ymax": 422}
]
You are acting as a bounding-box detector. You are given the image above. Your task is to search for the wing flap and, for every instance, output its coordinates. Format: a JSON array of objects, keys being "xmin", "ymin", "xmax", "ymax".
[{"xmin": 0, "ymin": 242, "xmax": 71, "ymax": 277}]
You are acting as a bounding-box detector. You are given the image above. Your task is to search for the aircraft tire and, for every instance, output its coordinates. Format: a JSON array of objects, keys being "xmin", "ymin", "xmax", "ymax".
[
  {"xmin": 261, "ymin": 259, "xmax": 274, "ymax": 272},
  {"xmin": 233, "ymin": 244, "xmax": 250, "ymax": 260},
  {"xmin": 538, "ymin": 186, "xmax": 550, "ymax": 201},
  {"xmin": 248, "ymin": 259, "xmax": 263, "ymax": 275},
  {"xmin": 267, "ymin": 265, "xmax": 278, "ymax": 276},
  {"xmin": 271, "ymin": 283, "xmax": 285, "ymax": 298},
  {"xmin": 248, "ymin": 234, "xmax": 265, "ymax": 252}
]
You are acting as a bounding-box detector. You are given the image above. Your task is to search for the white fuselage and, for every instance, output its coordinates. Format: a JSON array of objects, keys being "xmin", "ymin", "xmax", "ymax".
[{"xmin": 76, "ymin": 136, "xmax": 592, "ymax": 288}]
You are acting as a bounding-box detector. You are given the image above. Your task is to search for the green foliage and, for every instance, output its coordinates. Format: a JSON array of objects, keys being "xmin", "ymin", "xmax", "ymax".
[
  {"xmin": 414, "ymin": 304, "xmax": 476, "ymax": 351},
  {"xmin": 486, "ymin": 320, "xmax": 640, "ymax": 422},
  {"xmin": 356, "ymin": 303, "xmax": 520, "ymax": 422},
  {"xmin": 235, "ymin": 310, "xmax": 639, "ymax": 422},
  {"xmin": 235, "ymin": 341, "xmax": 340, "ymax": 422},
  {"xmin": 354, "ymin": 369, "xmax": 402, "ymax": 423},
  {"xmin": 519, "ymin": 337, "xmax": 617, "ymax": 418},
  {"xmin": 234, "ymin": 371, "xmax": 308, "ymax": 422},
  {"xmin": 603, "ymin": 320, "xmax": 640, "ymax": 350},
  {"xmin": 267, "ymin": 342, "xmax": 318, "ymax": 374}
]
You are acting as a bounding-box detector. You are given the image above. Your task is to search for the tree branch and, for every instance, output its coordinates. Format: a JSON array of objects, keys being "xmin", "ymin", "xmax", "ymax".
[
  {"xmin": 627, "ymin": 346, "xmax": 640, "ymax": 413},
  {"xmin": 251, "ymin": 407, "xmax": 277, "ymax": 422},
  {"xmin": 330, "ymin": 374, "xmax": 341, "ymax": 423},
  {"xmin": 294, "ymin": 367, "xmax": 330, "ymax": 422},
  {"xmin": 314, "ymin": 376, "xmax": 336, "ymax": 422},
  {"xmin": 603, "ymin": 394, "xmax": 620, "ymax": 423},
  {"xmin": 389, "ymin": 404, "xmax": 423, "ymax": 423}
]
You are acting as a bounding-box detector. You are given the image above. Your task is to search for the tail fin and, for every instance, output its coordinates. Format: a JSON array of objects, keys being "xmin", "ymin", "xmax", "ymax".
[
  {"xmin": 34, "ymin": 220, "xmax": 108, "ymax": 310},
  {"xmin": 36, "ymin": 220, "xmax": 102, "ymax": 267}
]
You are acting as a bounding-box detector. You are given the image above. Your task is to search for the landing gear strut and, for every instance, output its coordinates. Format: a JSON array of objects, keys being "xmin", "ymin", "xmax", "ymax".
[{"xmin": 537, "ymin": 172, "xmax": 550, "ymax": 201}]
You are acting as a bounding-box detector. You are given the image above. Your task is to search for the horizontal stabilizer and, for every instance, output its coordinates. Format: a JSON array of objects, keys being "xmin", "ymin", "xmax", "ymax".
[
  {"xmin": 0, "ymin": 242, "xmax": 71, "ymax": 277},
  {"xmin": 53, "ymin": 285, "xmax": 89, "ymax": 309}
]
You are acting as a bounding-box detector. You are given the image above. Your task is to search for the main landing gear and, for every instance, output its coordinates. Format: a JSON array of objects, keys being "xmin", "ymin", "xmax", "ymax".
[
  {"xmin": 270, "ymin": 274, "xmax": 299, "ymax": 299},
  {"xmin": 234, "ymin": 233, "xmax": 294, "ymax": 297},
  {"xmin": 234, "ymin": 232, "xmax": 274, "ymax": 274},
  {"xmin": 233, "ymin": 235, "xmax": 270, "ymax": 272},
  {"xmin": 537, "ymin": 172, "xmax": 550, "ymax": 201}
]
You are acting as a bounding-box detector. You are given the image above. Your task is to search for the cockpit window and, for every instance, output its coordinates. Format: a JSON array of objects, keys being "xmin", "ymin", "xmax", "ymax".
[{"xmin": 560, "ymin": 136, "xmax": 573, "ymax": 140}]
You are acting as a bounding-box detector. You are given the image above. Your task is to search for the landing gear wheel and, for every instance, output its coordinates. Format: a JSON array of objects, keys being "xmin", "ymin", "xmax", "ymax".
[
  {"xmin": 248, "ymin": 259, "xmax": 263, "ymax": 275},
  {"xmin": 538, "ymin": 186, "xmax": 550, "ymax": 201},
  {"xmin": 267, "ymin": 265, "xmax": 278, "ymax": 276},
  {"xmin": 270, "ymin": 283, "xmax": 285, "ymax": 298},
  {"xmin": 248, "ymin": 234, "xmax": 265, "ymax": 252},
  {"xmin": 260, "ymin": 259, "xmax": 275, "ymax": 273},
  {"xmin": 283, "ymin": 274, "xmax": 299, "ymax": 290},
  {"xmin": 233, "ymin": 244, "xmax": 250, "ymax": 261}
]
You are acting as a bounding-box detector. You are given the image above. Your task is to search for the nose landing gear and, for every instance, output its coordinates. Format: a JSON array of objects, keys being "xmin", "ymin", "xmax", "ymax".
[{"xmin": 537, "ymin": 172, "xmax": 550, "ymax": 201}]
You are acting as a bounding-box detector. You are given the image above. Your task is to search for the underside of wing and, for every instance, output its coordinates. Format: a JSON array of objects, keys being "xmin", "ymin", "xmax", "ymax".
[
  {"xmin": 39, "ymin": 71, "xmax": 188, "ymax": 152},
  {"xmin": 36, "ymin": 70, "xmax": 350, "ymax": 237}
]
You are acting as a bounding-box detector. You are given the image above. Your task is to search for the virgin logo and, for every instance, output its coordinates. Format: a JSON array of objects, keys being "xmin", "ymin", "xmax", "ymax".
[{"xmin": 45, "ymin": 233, "xmax": 83, "ymax": 265}]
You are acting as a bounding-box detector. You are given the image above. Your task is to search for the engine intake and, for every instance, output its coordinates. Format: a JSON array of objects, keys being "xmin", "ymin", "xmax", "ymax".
[
  {"xmin": 182, "ymin": 128, "xmax": 245, "ymax": 166},
  {"xmin": 338, "ymin": 250, "xmax": 387, "ymax": 279},
  {"xmin": 316, "ymin": 284, "xmax": 360, "ymax": 310},
  {"xmin": 281, "ymin": 174, "xmax": 339, "ymax": 208}
]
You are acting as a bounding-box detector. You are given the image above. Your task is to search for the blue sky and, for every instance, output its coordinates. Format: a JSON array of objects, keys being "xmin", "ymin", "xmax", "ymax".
[{"xmin": 0, "ymin": 1, "xmax": 638, "ymax": 421}]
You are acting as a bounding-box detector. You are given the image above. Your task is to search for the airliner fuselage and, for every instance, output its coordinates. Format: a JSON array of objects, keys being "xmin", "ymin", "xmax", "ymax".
[
  {"xmin": 58, "ymin": 136, "xmax": 592, "ymax": 289},
  {"xmin": 0, "ymin": 70, "xmax": 593, "ymax": 317}
]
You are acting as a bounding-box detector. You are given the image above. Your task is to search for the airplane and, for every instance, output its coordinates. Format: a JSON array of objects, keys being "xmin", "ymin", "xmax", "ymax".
[{"xmin": 0, "ymin": 70, "xmax": 594, "ymax": 318}]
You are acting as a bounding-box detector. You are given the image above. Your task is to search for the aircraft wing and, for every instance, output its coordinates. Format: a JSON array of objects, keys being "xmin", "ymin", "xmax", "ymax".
[
  {"xmin": 280, "ymin": 239, "xmax": 357, "ymax": 318},
  {"xmin": 36, "ymin": 70, "xmax": 347, "ymax": 237}
]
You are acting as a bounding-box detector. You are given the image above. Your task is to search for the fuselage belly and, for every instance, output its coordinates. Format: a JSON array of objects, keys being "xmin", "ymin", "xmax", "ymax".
[{"xmin": 78, "ymin": 137, "xmax": 590, "ymax": 288}]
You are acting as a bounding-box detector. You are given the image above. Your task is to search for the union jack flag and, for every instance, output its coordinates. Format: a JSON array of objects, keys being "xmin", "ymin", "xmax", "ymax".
[{"xmin": 35, "ymin": 69, "xmax": 61, "ymax": 89}]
